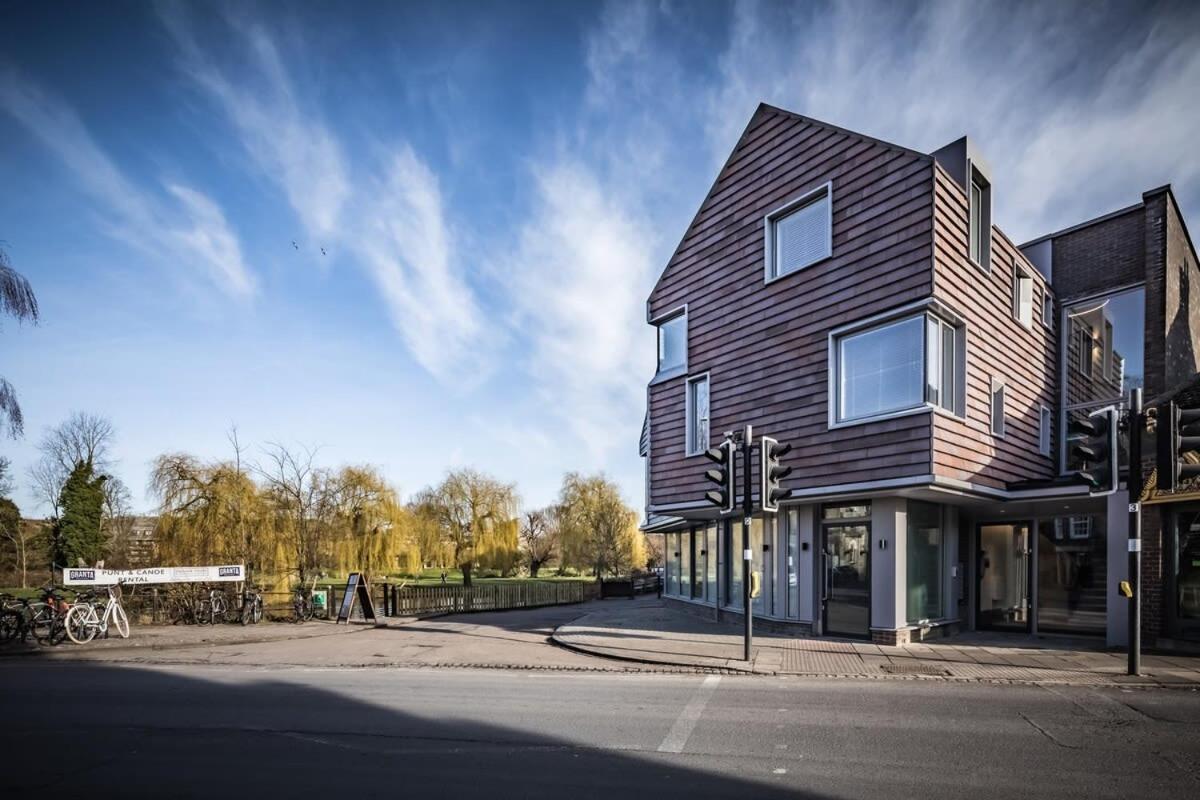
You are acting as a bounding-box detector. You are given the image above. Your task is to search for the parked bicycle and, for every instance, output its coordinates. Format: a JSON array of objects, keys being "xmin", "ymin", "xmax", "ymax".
[
  {"xmin": 1, "ymin": 587, "xmax": 71, "ymax": 645},
  {"xmin": 293, "ymin": 574, "xmax": 323, "ymax": 622},
  {"xmin": 196, "ymin": 586, "xmax": 229, "ymax": 625},
  {"xmin": 238, "ymin": 586, "xmax": 263, "ymax": 625},
  {"xmin": 64, "ymin": 584, "xmax": 130, "ymax": 645}
]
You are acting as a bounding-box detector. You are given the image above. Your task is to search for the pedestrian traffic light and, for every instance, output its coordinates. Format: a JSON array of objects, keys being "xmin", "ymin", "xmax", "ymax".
[
  {"xmin": 760, "ymin": 436, "xmax": 793, "ymax": 512},
  {"xmin": 1069, "ymin": 406, "xmax": 1118, "ymax": 496},
  {"xmin": 1155, "ymin": 402, "xmax": 1200, "ymax": 492},
  {"xmin": 702, "ymin": 439, "xmax": 736, "ymax": 513}
]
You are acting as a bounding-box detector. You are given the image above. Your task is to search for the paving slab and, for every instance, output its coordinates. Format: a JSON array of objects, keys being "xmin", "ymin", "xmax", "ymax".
[{"xmin": 552, "ymin": 598, "xmax": 1200, "ymax": 687}]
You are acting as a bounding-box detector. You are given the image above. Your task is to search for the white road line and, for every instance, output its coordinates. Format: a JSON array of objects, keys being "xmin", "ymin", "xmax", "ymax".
[{"xmin": 657, "ymin": 675, "xmax": 721, "ymax": 754}]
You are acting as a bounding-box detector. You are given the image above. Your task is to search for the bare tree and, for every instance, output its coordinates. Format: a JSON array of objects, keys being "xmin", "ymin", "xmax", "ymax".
[
  {"xmin": 520, "ymin": 507, "xmax": 559, "ymax": 578},
  {"xmin": 1, "ymin": 502, "xmax": 39, "ymax": 588},
  {"xmin": 1, "ymin": 244, "xmax": 39, "ymax": 438},
  {"xmin": 255, "ymin": 443, "xmax": 328, "ymax": 584},
  {"xmin": 29, "ymin": 411, "xmax": 118, "ymax": 515},
  {"xmin": 0, "ymin": 455, "xmax": 13, "ymax": 497}
]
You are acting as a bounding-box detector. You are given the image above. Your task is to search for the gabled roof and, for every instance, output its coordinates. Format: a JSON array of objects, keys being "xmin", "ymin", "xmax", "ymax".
[{"xmin": 645, "ymin": 103, "xmax": 932, "ymax": 314}]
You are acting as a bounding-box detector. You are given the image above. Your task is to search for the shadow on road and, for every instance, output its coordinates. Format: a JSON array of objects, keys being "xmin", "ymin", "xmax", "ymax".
[{"xmin": 0, "ymin": 662, "xmax": 830, "ymax": 798}]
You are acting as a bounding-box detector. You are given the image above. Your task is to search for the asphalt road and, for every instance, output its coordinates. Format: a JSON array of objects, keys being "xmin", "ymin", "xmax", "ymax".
[{"xmin": 2, "ymin": 661, "xmax": 1198, "ymax": 799}]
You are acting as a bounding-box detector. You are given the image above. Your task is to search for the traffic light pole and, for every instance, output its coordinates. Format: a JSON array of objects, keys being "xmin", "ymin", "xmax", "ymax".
[
  {"xmin": 742, "ymin": 424, "xmax": 753, "ymax": 662},
  {"xmin": 1128, "ymin": 388, "xmax": 1143, "ymax": 676}
]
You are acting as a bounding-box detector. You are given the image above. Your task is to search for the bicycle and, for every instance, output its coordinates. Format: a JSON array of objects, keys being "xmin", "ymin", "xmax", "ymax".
[
  {"xmin": 293, "ymin": 575, "xmax": 320, "ymax": 622},
  {"xmin": 5, "ymin": 586, "xmax": 71, "ymax": 645},
  {"xmin": 64, "ymin": 585, "xmax": 130, "ymax": 645},
  {"xmin": 238, "ymin": 586, "xmax": 263, "ymax": 626},
  {"xmin": 196, "ymin": 586, "xmax": 228, "ymax": 625}
]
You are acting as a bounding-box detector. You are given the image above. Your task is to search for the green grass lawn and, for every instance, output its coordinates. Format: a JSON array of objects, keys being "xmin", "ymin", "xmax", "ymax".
[{"xmin": 0, "ymin": 587, "xmax": 44, "ymax": 600}]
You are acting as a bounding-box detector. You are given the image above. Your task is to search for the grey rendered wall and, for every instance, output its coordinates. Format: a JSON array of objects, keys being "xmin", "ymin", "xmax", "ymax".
[{"xmin": 870, "ymin": 497, "xmax": 907, "ymax": 631}]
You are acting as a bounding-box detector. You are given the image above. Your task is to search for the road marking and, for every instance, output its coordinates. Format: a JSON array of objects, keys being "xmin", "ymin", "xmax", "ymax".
[
  {"xmin": 657, "ymin": 675, "xmax": 721, "ymax": 754},
  {"xmin": 773, "ymin": 768, "xmax": 788, "ymax": 775}
]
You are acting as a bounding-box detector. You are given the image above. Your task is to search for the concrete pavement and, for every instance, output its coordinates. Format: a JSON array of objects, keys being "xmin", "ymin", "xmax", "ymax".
[{"xmin": 553, "ymin": 598, "xmax": 1200, "ymax": 687}]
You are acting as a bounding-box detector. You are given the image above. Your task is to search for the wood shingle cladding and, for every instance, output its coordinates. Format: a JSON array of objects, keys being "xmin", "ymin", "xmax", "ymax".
[
  {"xmin": 647, "ymin": 106, "xmax": 936, "ymax": 510},
  {"xmin": 930, "ymin": 166, "xmax": 1058, "ymax": 488}
]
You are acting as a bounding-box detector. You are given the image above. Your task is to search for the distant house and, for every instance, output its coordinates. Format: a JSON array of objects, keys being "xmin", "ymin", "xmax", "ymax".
[
  {"xmin": 642, "ymin": 104, "xmax": 1200, "ymax": 647},
  {"xmin": 124, "ymin": 515, "xmax": 159, "ymax": 567}
]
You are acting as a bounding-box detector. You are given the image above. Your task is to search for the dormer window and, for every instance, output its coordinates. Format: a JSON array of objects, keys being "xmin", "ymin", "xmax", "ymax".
[
  {"xmin": 655, "ymin": 309, "xmax": 687, "ymax": 376},
  {"xmin": 764, "ymin": 183, "xmax": 832, "ymax": 282}
]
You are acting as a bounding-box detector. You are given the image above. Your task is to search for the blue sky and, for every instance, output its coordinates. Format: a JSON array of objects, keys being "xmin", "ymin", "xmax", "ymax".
[{"xmin": 2, "ymin": 0, "xmax": 1198, "ymax": 516}]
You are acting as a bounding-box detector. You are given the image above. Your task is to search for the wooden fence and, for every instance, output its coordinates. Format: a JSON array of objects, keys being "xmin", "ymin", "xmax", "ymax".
[{"xmin": 382, "ymin": 581, "xmax": 599, "ymax": 617}]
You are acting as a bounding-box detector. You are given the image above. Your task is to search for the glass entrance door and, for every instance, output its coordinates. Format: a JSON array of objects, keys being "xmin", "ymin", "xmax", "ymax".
[
  {"xmin": 823, "ymin": 523, "xmax": 870, "ymax": 637},
  {"xmin": 977, "ymin": 523, "xmax": 1031, "ymax": 632}
]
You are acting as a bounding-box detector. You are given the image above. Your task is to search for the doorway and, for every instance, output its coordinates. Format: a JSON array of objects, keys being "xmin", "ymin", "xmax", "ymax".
[
  {"xmin": 977, "ymin": 523, "xmax": 1032, "ymax": 632},
  {"xmin": 823, "ymin": 521, "xmax": 870, "ymax": 638}
]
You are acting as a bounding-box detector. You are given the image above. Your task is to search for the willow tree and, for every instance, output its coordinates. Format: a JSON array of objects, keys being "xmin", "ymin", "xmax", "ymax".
[
  {"xmin": 418, "ymin": 469, "xmax": 517, "ymax": 587},
  {"xmin": 327, "ymin": 465, "xmax": 418, "ymax": 577},
  {"xmin": 556, "ymin": 472, "xmax": 644, "ymax": 578},
  {"xmin": 0, "ymin": 245, "xmax": 38, "ymax": 439},
  {"xmin": 150, "ymin": 452, "xmax": 271, "ymax": 576}
]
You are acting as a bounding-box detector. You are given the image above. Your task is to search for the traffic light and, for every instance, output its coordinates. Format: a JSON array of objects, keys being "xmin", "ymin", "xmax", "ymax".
[
  {"xmin": 1156, "ymin": 402, "xmax": 1200, "ymax": 492},
  {"xmin": 702, "ymin": 439, "xmax": 736, "ymax": 513},
  {"xmin": 1069, "ymin": 406, "xmax": 1118, "ymax": 496},
  {"xmin": 760, "ymin": 436, "xmax": 793, "ymax": 512}
]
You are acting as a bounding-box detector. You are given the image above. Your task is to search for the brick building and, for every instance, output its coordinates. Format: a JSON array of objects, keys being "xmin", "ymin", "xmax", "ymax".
[{"xmin": 641, "ymin": 104, "xmax": 1199, "ymax": 647}]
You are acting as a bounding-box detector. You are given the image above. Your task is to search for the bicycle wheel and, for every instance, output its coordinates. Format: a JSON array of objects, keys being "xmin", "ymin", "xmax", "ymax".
[
  {"xmin": 252, "ymin": 596, "xmax": 263, "ymax": 624},
  {"xmin": 29, "ymin": 604, "xmax": 55, "ymax": 644},
  {"xmin": 196, "ymin": 601, "xmax": 211, "ymax": 625},
  {"xmin": 112, "ymin": 603, "xmax": 130, "ymax": 638},
  {"xmin": 64, "ymin": 605, "xmax": 97, "ymax": 645},
  {"xmin": 212, "ymin": 595, "xmax": 227, "ymax": 624}
]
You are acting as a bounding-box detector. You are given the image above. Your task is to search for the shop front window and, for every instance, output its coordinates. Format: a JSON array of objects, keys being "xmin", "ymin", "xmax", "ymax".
[
  {"xmin": 906, "ymin": 501, "xmax": 943, "ymax": 623},
  {"xmin": 705, "ymin": 524, "xmax": 718, "ymax": 604},
  {"xmin": 686, "ymin": 527, "xmax": 696, "ymax": 597},
  {"xmin": 1036, "ymin": 515, "xmax": 1107, "ymax": 635},
  {"xmin": 1175, "ymin": 511, "xmax": 1200, "ymax": 630}
]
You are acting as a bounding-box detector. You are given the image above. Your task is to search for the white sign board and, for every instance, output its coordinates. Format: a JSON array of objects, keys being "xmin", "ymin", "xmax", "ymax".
[{"xmin": 63, "ymin": 564, "xmax": 245, "ymax": 586}]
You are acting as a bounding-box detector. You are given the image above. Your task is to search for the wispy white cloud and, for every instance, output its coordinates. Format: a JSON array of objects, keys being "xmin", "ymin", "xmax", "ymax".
[
  {"xmin": 352, "ymin": 145, "xmax": 486, "ymax": 377},
  {"xmin": 161, "ymin": 8, "xmax": 490, "ymax": 380},
  {"xmin": 706, "ymin": 0, "xmax": 1200, "ymax": 241},
  {"xmin": 160, "ymin": 7, "xmax": 349, "ymax": 239},
  {"xmin": 0, "ymin": 70, "xmax": 255, "ymax": 299}
]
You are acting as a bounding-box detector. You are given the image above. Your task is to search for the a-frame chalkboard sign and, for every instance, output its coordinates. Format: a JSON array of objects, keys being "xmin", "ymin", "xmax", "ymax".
[{"xmin": 335, "ymin": 572, "xmax": 378, "ymax": 624}]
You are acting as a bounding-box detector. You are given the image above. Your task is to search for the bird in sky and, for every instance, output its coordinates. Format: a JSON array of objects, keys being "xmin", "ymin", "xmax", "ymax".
[{"xmin": 291, "ymin": 240, "xmax": 298, "ymax": 250}]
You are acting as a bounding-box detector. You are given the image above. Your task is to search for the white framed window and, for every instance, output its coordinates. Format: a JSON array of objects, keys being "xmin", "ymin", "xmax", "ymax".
[
  {"xmin": 830, "ymin": 306, "xmax": 966, "ymax": 426},
  {"xmin": 991, "ymin": 377, "xmax": 1006, "ymax": 437},
  {"xmin": 1042, "ymin": 292, "xmax": 1053, "ymax": 328},
  {"xmin": 655, "ymin": 309, "xmax": 687, "ymax": 376},
  {"xmin": 685, "ymin": 373, "xmax": 710, "ymax": 456},
  {"xmin": 764, "ymin": 183, "xmax": 832, "ymax": 281},
  {"xmin": 1039, "ymin": 405, "xmax": 1052, "ymax": 455},
  {"xmin": 968, "ymin": 165, "xmax": 991, "ymax": 271},
  {"xmin": 1013, "ymin": 264, "xmax": 1034, "ymax": 327}
]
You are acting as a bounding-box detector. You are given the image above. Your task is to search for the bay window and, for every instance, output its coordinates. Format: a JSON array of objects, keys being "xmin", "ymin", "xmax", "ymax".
[
  {"xmin": 655, "ymin": 309, "xmax": 687, "ymax": 376},
  {"xmin": 831, "ymin": 307, "xmax": 966, "ymax": 426}
]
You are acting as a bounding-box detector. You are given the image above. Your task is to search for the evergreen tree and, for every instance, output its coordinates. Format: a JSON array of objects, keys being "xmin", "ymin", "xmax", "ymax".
[{"xmin": 53, "ymin": 459, "xmax": 107, "ymax": 567}]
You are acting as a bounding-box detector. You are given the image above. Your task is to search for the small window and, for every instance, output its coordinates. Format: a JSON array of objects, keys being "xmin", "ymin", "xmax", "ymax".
[
  {"xmin": 991, "ymin": 378, "xmax": 1006, "ymax": 437},
  {"xmin": 1013, "ymin": 265, "xmax": 1034, "ymax": 327},
  {"xmin": 656, "ymin": 311, "xmax": 686, "ymax": 375},
  {"xmin": 765, "ymin": 184, "xmax": 832, "ymax": 280},
  {"xmin": 968, "ymin": 168, "xmax": 991, "ymax": 271},
  {"xmin": 686, "ymin": 374, "xmax": 709, "ymax": 456},
  {"xmin": 1042, "ymin": 292, "xmax": 1053, "ymax": 327},
  {"xmin": 1039, "ymin": 405, "xmax": 1052, "ymax": 455}
]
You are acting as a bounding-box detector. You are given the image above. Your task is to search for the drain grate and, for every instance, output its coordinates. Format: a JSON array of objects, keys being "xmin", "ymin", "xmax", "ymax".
[{"xmin": 879, "ymin": 663, "xmax": 950, "ymax": 676}]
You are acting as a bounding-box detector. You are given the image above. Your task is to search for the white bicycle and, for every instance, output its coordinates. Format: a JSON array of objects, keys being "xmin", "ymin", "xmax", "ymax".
[{"xmin": 64, "ymin": 585, "xmax": 130, "ymax": 644}]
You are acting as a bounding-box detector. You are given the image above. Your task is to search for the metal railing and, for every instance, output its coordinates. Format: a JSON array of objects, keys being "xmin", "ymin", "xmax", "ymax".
[{"xmin": 382, "ymin": 581, "xmax": 599, "ymax": 617}]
